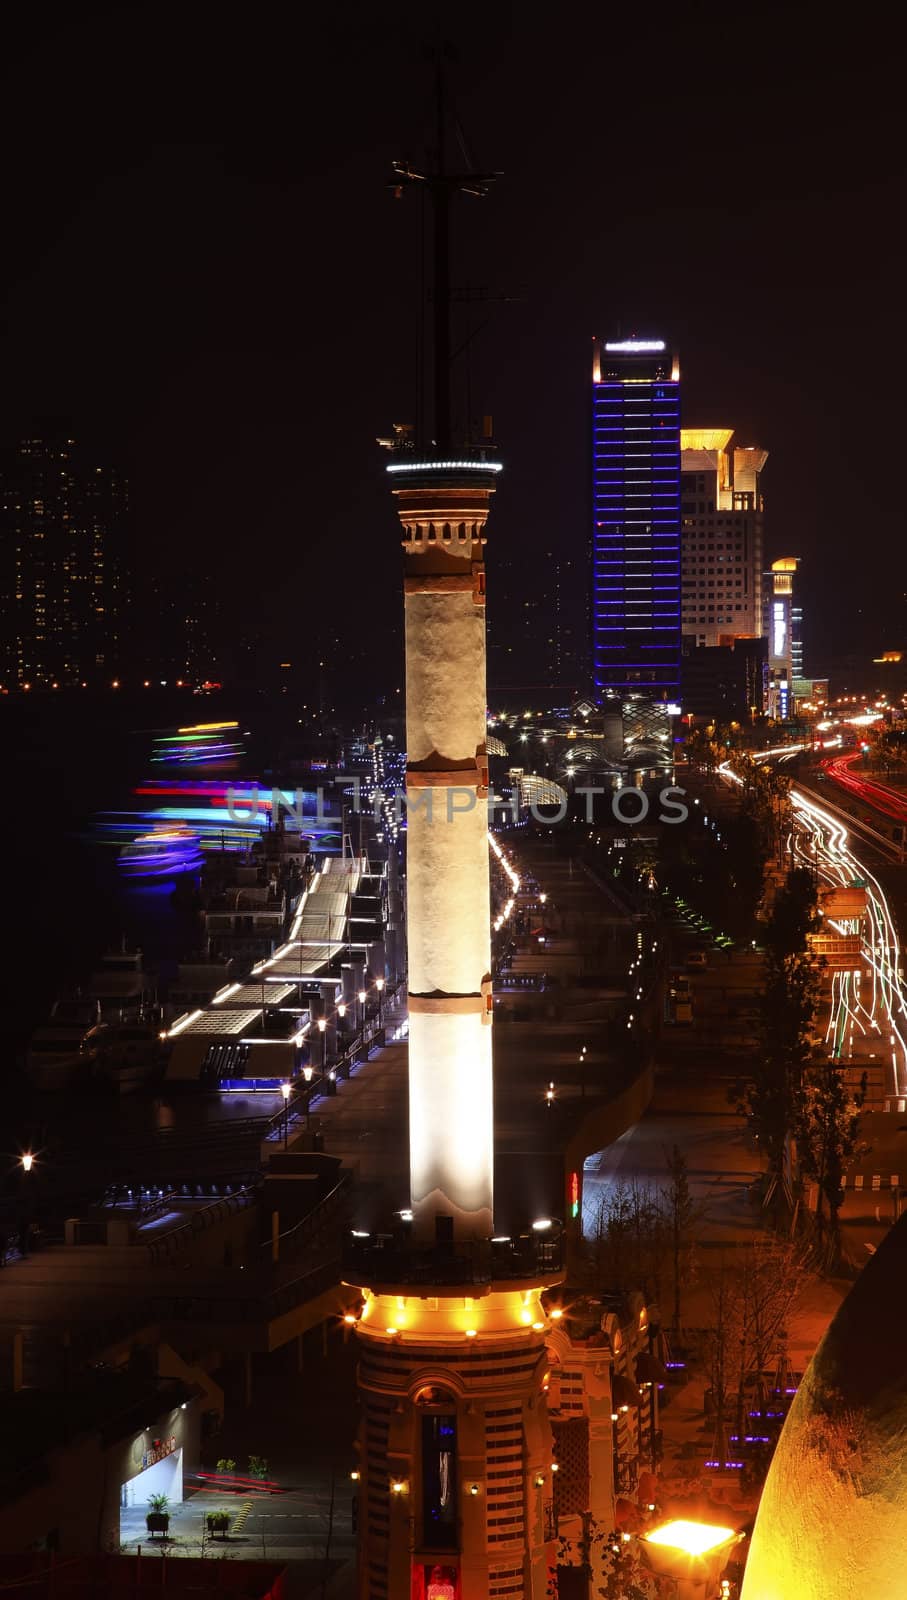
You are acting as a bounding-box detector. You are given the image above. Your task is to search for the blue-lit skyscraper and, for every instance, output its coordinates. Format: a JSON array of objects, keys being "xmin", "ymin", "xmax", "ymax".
[{"xmin": 591, "ymin": 337, "xmax": 681, "ymax": 706}]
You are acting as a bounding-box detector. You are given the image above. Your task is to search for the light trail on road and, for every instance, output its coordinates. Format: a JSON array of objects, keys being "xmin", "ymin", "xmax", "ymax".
[
  {"xmin": 822, "ymin": 750, "xmax": 907, "ymax": 825},
  {"xmin": 720, "ymin": 762, "xmax": 907, "ymax": 1097}
]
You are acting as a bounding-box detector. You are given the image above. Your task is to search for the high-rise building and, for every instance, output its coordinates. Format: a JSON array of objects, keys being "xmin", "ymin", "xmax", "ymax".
[
  {"xmin": 680, "ymin": 429, "xmax": 767, "ymax": 647},
  {"xmin": 763, "ymin": 557, "xmax": 800, "ymax": 718},
  {"xmin": 791, "ymin": 587, "xmax": 804, "ymax": 684},
  {"xmin": 680, "ymin": 635, "xmax": 768, "ymax": 721},
  {"xmin": 591, "ymin": 337, "xmax": 682, "ymax": 703},
  {"xmin": 0, "ymin": 436, "xmax": 126, "ymax": 687}
]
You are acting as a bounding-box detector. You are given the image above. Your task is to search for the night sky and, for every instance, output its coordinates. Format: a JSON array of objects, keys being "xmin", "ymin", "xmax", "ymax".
[{"xmin": 1, "ymin": 2, "xmax": 904, "ymax": 694}]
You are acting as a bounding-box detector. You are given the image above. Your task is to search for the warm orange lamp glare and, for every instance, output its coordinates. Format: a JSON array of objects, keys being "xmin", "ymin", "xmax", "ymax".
[{"xmin": 645, "ymin": 1520, "xmax": 735, "ymax": 1557}]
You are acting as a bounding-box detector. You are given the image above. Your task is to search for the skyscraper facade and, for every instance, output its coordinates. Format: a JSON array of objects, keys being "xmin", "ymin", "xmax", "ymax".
[
  {"xmin": 591, "ymin": 337, "xmax": 682, "ymax": 702},
  {"xmin": 0, "ymin": 436, "xmax": 126, "ymax": 687},
  {"xmin": 680, "ymin": 429, "xmax": 767, "ymax": 647},
  {"xmin": 763, "ymin": 556, "xmax": 801, "ymax": 718}
]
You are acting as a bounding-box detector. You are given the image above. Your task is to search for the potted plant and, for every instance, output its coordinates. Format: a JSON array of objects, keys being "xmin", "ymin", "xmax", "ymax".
[
  {"xmin": 247, "ymin": 1455, "xmax": 269, "ymax": 1480},
  {"xmin": 206, "ymin": 1511, "xmax": 231, "ymax": 1540},
  {"xmin": 146, "ymin": 1493, "xmax": 170, "ymax": 1538}
]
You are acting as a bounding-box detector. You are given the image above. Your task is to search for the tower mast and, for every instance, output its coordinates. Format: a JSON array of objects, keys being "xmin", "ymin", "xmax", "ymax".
[
  {"xmin": 391, "ymin": 59, "xmax": 498, "ymax": 452},
  {"xmin": 350, "ymin": 78, "xmax": 563, "ymax": 1600}
]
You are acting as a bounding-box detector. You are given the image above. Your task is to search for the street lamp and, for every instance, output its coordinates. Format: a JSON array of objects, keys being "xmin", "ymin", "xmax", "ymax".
[
  {"xmin": 280, "ymin": 1081, "xmax": 291, "ymax": 1149},
  {"xmin": 375, "ymin": 976, "xmax": 385, "ymax": 1024},
  {"xmin": 21, "ymin": 1153, "xmax": 35, "ymax": 1174}
]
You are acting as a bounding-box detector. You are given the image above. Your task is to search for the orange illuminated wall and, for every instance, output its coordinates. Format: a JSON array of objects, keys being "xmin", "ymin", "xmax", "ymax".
[{"xmin": 411, "ymin": 1562, "xmax": 460, "ymax": 1599}]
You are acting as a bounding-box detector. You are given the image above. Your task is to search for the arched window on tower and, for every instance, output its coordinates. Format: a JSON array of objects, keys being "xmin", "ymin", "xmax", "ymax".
[{"xmin": 415, "ymin": 1387, "xmax": 458, "ymax": 1552}]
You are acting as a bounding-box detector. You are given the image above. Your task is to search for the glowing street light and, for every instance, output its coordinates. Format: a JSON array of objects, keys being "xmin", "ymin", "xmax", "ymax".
[
  {"xmin": 21, "ymin": 1153, "xmax": 35, "ymax": 1174},
  {"xmin": 643, "ymin": 1520, "xmax": 738, "ymax": 1583},
  {"xmin": 280, "ymin": 1081, "xmax": 291, "ymax": 1148}
]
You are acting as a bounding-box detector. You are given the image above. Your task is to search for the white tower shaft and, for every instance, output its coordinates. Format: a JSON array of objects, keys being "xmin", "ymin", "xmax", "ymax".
[{"xmin": 394, "ymin": 467, "xmax": 497, "ymax": 1241}]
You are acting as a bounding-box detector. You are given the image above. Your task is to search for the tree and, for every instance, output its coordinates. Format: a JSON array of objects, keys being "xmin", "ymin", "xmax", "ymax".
[
  {"xmin": 704, "ymin": 1262, "xmax": 739, "ymax": 1470},
  {"xmin": 684, "ymin": 726, "xmax": 722, "ymax": 776},
  {"xmin": 733, "ymin": 1240, "xmax": 807, "ymax": 1445},
  {"xmin": 661, "ymin": 1145, "xmax": 697, "ymax": 1337},
  {"xmin": 585, "ymin": 1180, "xmax": 668, "ymax": 1306},
  {"xmin": 549, "ymin": 1519, "xmax": 655, "ymax": 1599},
  {"xmin": 738, "ymin": 867, "xmax": 823, "ymax": 1212},
  {"xmin": 797, "ymin": 1062, "xmax": 867, "ymax": 1268}
]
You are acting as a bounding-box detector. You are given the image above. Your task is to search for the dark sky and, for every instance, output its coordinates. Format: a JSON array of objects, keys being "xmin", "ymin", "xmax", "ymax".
[{"xmin": 1, "ymin": 1, "xmax": 904, "ymax": 692}]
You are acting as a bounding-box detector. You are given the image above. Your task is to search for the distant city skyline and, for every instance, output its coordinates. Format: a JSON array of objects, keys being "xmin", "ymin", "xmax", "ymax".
[{"xmin": 0, "ymin": 7, "xmax": 902, "ymax": 689}]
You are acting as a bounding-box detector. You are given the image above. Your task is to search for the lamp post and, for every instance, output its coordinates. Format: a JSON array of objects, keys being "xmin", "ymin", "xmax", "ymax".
[
  {"xmin": 21, "ymin": 1153, "xmax": 35, "ymax": 1174},
  {"xmin": 358, "ymin": 988, "xmax": 367, "ymax": 1032},
  {"xmin": 375, "ymin": 976, "xmax": 385, "ymax": 1025},
  {"xmin": 281, "ymin": 1081, "xmax": 291, "ymax": 1149},
  {"xmin": 302, "ymin": 1064, "xmax": 313, "ymax": 1129}
]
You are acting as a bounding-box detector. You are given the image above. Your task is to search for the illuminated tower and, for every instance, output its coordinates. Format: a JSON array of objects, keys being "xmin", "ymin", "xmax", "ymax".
[
  {"xmin": 390, "ymin": 451, "xmax": 498, "ymax": 1237},
  {"xmin": 591, "ymin": 337, "xmax": 681, "ymax": 765},
  {"xmin": 763, "ymin": 556, "xmax": 800, "ymax": 718},
  {"xmin": 346, "ymin": 103, "xmax": 563, "ymax": 1600}
]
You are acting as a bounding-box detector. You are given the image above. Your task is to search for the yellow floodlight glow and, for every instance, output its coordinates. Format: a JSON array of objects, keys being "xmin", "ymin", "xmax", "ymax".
[
  {"xmin": 645, "ymin": 1520, "xmax": 736, "ymax": 1557},
  {"xmin": 680, "ymin": 427, "xmax": 734, "ymax": 453}
]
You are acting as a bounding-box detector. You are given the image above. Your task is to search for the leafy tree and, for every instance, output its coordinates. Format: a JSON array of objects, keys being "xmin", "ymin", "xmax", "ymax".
[
  {"xmin": 738, "ymin": 867, "xmax": 823, "ymax": 1210},
  {"xmin": 797, "ymin": 1062, "xmax": 867, "ymax": 1267},
  {"xmin": 684, "ymin": 726, "xmax": 722, "ymax": 775}
]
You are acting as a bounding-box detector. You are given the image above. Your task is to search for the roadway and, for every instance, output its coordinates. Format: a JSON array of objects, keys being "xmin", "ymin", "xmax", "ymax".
[
  {"xmin": 822, "ymin": 749, "xmax": 907, "ymax": 827},
  {"xmin": 720, "ymin": 758, "xmax": 907, "ymax": 1100},
  {"xmin": 787, "ymin": 788, "xmax": 907, "ymax": 1095}
]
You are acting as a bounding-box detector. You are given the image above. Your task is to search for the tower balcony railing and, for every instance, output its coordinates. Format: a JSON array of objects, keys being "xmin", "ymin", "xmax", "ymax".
[{"xmin": 342, "ymin": 1227, "xmax": 564, "ymax": 1289}]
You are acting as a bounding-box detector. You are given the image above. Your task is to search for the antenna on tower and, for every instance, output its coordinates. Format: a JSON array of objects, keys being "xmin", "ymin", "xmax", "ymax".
[{"xmin": 389, "ymin": 52, "xmax": 501, "ymax": 453}]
